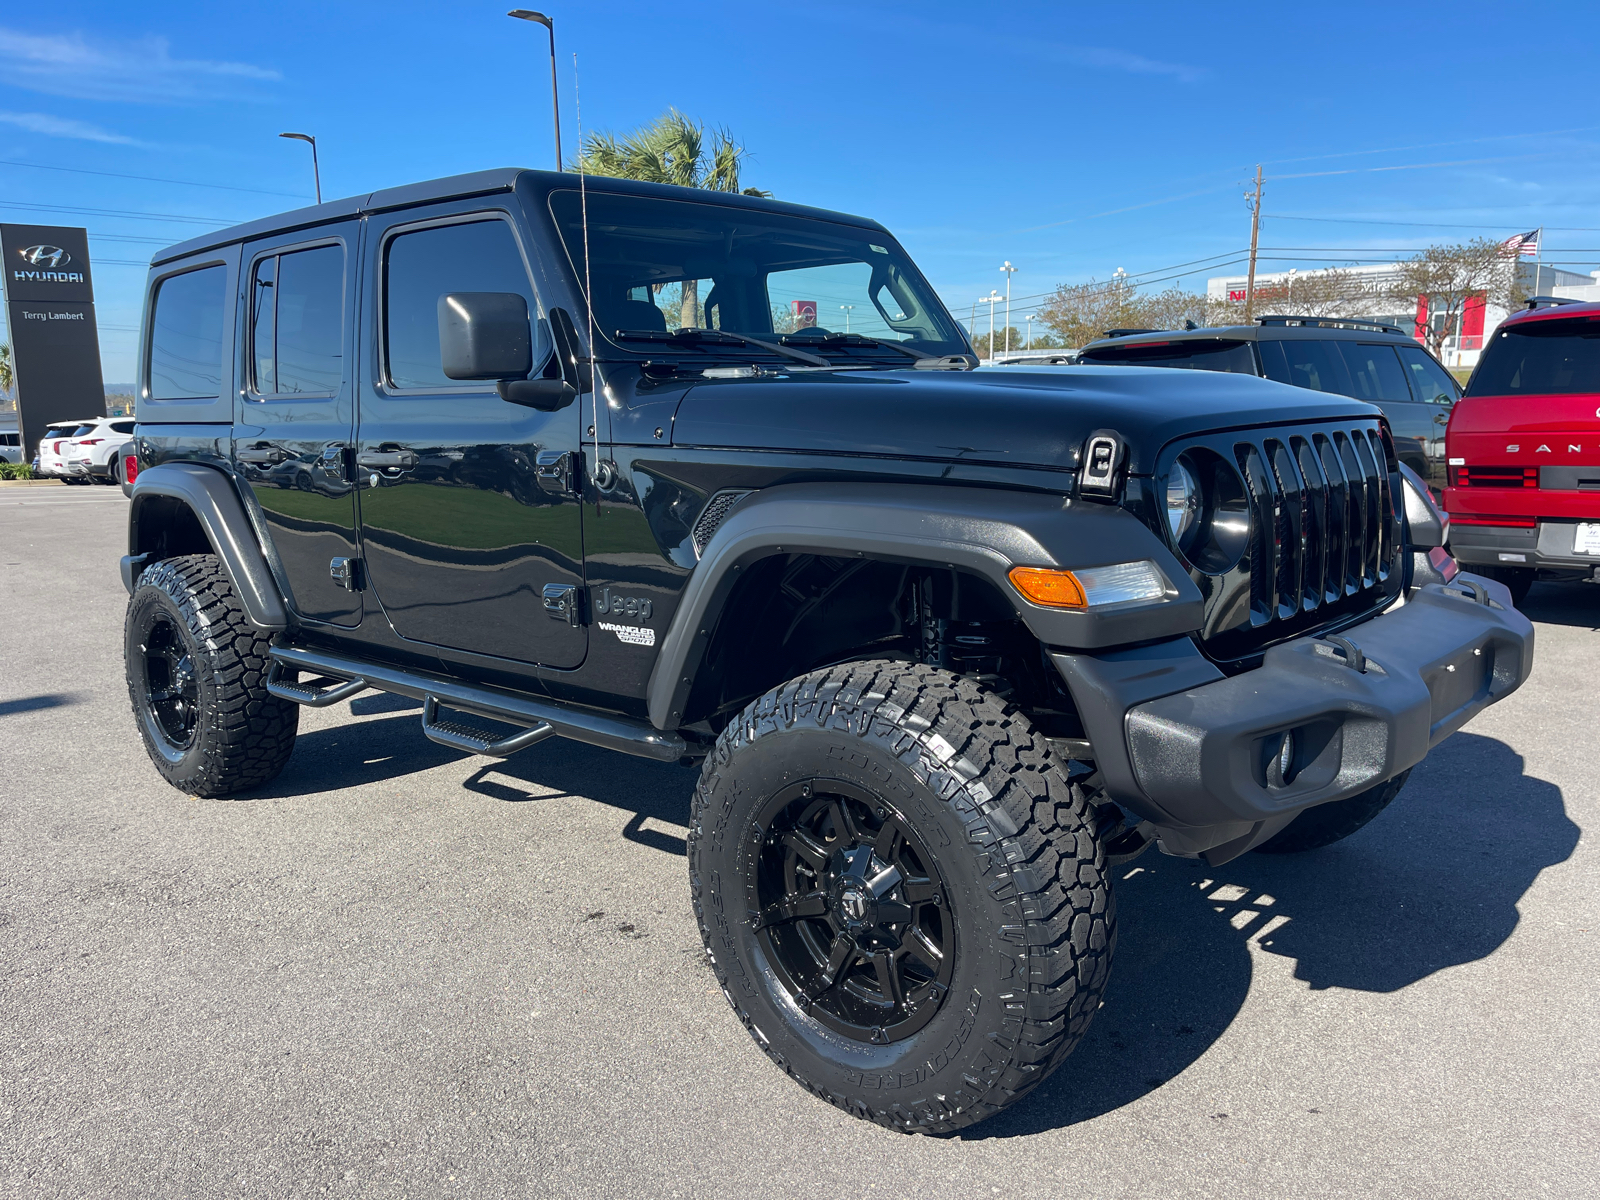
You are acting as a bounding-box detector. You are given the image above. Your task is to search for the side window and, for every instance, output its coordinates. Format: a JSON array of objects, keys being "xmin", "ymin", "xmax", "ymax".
[
  {"xmin": 1258, "ymin": 338, "xmax": 1354, "ymax": 395},
  {"xmin": 1398, "ymin": 345, "xmax": 1460, "ymax": 403},
  {"xmin": 149, "ymin": 266, "xmax": 226, "ymax": 399},
  {"xmin": 110, "ymin": 421, "xmax": 135, "ymax": 434},
  {"xmin": 384, "ymin": 218, "xmax": 535, "ymax": 390},
  {"xmin": 250, "ymin": 243, "xmax": 344, "ymax": 397},
  {"xmin": 1339, "ymin": 343, "xmax": 1412, "ymax": 402}
]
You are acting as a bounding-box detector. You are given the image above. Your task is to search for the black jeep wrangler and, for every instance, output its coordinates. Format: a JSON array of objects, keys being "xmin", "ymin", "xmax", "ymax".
[{"xmin": 121, "ymin": 169, "xmax": 1533, "ymax": 1134}]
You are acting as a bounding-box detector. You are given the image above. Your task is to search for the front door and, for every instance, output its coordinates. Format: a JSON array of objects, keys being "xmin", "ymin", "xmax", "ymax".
[
  {"xmin": 234, "ymin": 224, "xmax": 361, "ymax": 626},
  {"xmin": 354, "ymin": 205, "xmax": 587, "ymax": 668}
]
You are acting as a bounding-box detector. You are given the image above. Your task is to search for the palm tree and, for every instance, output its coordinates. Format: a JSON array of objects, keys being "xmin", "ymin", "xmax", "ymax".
[
  {"xmin": 574, "ymin": 109, "xmax": 770, "ymax": 328},
  {"xmin": 0, "ymin": 343, "xmax": 14, "ymax": 404}
]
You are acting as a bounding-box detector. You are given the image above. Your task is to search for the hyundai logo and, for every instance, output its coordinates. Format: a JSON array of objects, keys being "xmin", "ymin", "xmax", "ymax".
[{"xmin": 20, "ymin": 245, "xmax": 71, "ymax": 268}]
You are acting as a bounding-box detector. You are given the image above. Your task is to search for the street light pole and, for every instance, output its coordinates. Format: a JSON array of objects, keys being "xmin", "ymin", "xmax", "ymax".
[
  {"xmin": 1000, "ymin": 261, "xmax": 1017, "ymax": 355},
  {"xmin": 508, "ymin": 10, "xmax": 564, "ymax": 170},
  {"xmin": 979, "ymin": 291, "xmax": 1001, "ymax": 363},
  {"xmin": 1025, "ymin": 312, "xmax": 1036, "ymax": 350},
  {"xmin": 839, "ymin": 304, "xmax": 854, "ymax": 333},
  {"xmin": 278, "ymin": 132, "xmax": 321, "ymax": 204}
]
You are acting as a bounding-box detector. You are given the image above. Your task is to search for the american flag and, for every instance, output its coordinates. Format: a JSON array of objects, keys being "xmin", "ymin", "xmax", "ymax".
[{"xmin": 1499, "ymin": 230, "xmax": 1540, "ymax": 258}]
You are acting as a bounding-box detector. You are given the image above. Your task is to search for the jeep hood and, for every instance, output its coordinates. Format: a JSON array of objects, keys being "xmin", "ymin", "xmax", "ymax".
[{"xmin": 668, "ymin": 365, "xmax": 1381, "ymax": 474}]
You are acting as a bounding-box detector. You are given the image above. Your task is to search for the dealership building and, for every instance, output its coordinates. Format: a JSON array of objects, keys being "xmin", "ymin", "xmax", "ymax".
[{"xmin": 1206, "ymin": 261, "xmax": 1600, "ymax": 368}]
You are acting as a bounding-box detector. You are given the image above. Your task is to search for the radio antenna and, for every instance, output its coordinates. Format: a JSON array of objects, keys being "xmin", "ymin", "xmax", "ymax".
[{"xmin": 573, "ymin": 51, "xmax": 599, "ymax": 501}]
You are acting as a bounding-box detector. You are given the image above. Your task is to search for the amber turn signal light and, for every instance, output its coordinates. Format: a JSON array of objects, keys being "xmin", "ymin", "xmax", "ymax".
[{"xmin": 1008, "ymin": 566, "xmax": 1087, "ymax": 609}]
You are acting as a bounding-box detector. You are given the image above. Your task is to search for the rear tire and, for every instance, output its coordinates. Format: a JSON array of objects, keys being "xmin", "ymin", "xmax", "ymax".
[
  {"xmin": 1252, "ymin": 770, "xmax": 1411, "ymax": 854},
  {"xmin": 125, "ymin": 554, "xmax": 298, "ymax": 797},
  {"xmin": 690, "ymin": 660, "xmax": 1114, "ymax": 1134}
]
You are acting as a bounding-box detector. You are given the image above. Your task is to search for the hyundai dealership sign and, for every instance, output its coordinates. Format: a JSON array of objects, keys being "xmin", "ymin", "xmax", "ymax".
[{"xmin": 0, "ymin": 224, "xmax": 107, "ymax": 458}]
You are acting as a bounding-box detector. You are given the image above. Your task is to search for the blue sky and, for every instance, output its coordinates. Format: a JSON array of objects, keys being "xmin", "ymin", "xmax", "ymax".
[{"xmin": 2, "ymin": 0, "xmax": 1599, "ymax": 382}]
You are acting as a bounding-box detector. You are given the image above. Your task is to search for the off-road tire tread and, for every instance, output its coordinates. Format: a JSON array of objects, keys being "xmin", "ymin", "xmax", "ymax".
[
  {"xmin": 689, "ymin": 659, "xmax": 1114, "ymax": 1134},
  {"xmin": 126, "ymin": 554, "xmax": 297, "ymax": 796}
]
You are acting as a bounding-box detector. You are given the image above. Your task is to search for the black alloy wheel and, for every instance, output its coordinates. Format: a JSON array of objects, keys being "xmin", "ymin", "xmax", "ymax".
[
  {"xmin": 138, "ymin": 612, "xmax": 199, "ymax": 751},
  {"xmin": 691, "ymin": 660, "xmax": 1115, "ymax": 1134},
  {"xmin": 755, "ymin": 780, "xmax": 954, "ymax": 1044},
  {"xmin": 124, "ymin": 554, "xmax": 298, "ymax": 796}
]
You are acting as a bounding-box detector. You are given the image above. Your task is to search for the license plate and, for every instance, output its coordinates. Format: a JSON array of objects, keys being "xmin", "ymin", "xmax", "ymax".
[{"xmin": 1577, "ymin": 523, "xmax": 1600, "ymax": 555}]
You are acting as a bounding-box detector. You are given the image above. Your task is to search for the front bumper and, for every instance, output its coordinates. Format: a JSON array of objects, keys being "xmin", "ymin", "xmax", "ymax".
[
  {"xmin": 1450, "ymin": 520, "xmax": 1600, "ymax": 573},
  {"xmin": 1055, "ymin": 575, "xmax": 1534, "ymax": 859}
]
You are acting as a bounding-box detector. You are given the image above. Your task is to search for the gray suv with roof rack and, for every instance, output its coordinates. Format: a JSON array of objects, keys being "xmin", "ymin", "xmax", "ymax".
[{"xmin": 1079, "ymin": 316, "xmax": 1461, "ymax": 491}]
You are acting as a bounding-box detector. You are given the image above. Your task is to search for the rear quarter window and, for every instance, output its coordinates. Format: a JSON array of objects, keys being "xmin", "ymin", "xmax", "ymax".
[
  {"xmin": 1259, "ymin": 339, "xmax": 1356, "ymax": 395},
  {"xmin": 149, "ymin": 265, "xmax": 227, "ymax": 400},
  {"xmin": 1467, "ymin": 319, "xmax": 1600, "ymax": 397}
]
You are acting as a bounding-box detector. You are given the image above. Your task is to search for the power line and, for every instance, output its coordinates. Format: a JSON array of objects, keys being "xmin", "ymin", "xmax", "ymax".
[
  {"xmin": 0, "ymin": 158, "xmax": 311, "ymax": 200},
  {"xmin": 1269, "ymin": 214, "xmax": 1600, "ymax": 232},
  {"xmin": 0, "ymin": 200, "xmax": 233, "ymax": 227}
]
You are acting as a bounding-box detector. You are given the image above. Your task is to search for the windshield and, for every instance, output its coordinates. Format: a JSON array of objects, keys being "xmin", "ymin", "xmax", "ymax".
[
  {"xmin": 1467, "ymin": 318, "xmax": 1600, "ymax": 397},
  {"xmin": 548, "ymin": 190, "xmax": 969, "ymax": 362}
]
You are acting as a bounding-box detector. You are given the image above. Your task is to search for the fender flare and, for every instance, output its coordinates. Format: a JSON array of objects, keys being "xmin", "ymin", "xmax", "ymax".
[
  {"xmin": 125, "ymin": 462, "xmax": 291, "ymax": 630},
  {"xmin": 646, "ymin": 481, "xmax": 1204, "ymax": 730}
]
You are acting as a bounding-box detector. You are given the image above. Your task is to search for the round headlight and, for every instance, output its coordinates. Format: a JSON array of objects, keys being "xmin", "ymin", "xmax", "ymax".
[{"xmin": 1166, "ymin": 461, "xmax": 1200, "ymax": 545}]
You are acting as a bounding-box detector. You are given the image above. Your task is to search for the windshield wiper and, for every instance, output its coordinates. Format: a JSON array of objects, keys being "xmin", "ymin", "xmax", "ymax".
[
  {"xmin": 782, "ymin": 332, "xmax": 931, "ymax": 360},
  {"xmin": 780, "ymin": 332, "xmax": 972, "ymax": 370},
  {"xmin": 614, "ymin": 328, "xmax": 832, "ymax": 367}
]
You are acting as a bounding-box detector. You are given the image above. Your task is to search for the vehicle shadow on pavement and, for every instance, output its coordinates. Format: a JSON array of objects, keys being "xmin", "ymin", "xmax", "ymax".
[
  {"xmin": 1519, "ymin": 582, "xmax": 1600, "ymax": 631},
  {"xmin": 254, "ymin": 709, "xmax": 698, "ymax": 855},
  {"xmin": 0, "ymin": 693, "xmax": 79, "ymax": 717},
  {"xmin": 965, "ymin": 730, "xmax": 1578, "ymax": 1139}
]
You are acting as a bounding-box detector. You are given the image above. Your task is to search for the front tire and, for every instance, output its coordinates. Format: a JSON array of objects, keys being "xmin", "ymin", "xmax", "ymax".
[
  {"xmin": 1473, "ymin": 565, "xmax": 1534, "ymax": 606},
  {"xmin": 124, "ymin": 554, "xmax": 298, "ymax": 797},
  {"xmin": 1252, "ymin": 770, "xmax": 1411, "ymax": 854},
  {"xmin": 690, "ymin": 661, "xmax": 1114, "ymax": 1134}
]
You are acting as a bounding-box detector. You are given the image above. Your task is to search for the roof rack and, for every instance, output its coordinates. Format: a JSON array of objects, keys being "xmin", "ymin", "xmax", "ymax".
[
  {"xmin": 1523, "ymin": 295, "xmax": 1580, "ymax": 310},
  {"xmin": 1103, "ymin": 328, "xmax": 1160, "ymax": 338},
  {"xmin": 1255, "ymin": 314, "xmax": 1408, "ymax": 336}
]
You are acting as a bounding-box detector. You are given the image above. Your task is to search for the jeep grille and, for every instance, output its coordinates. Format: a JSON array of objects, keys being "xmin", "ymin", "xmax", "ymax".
[{"xmin": 1166, "ymin": 420, "xmax": 1403, "ymax": 663}]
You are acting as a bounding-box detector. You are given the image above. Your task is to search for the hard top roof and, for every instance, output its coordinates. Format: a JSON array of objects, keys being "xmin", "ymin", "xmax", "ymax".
[
  {"xmin": 1500, "ymin": 297, "xmax": 1600, "ymax": 329},
  {"xmin": 1082, "ymin": 316, "xmax": 1415, "ymax": 352},
  {"xmin": 152, "ymin": 168, "xmax": 889, "ymax": 267}
]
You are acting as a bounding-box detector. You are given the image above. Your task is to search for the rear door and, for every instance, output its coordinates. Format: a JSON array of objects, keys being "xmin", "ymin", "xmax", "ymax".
[
  {"xmin": 1396, "ymin": 345, "xmax": 1459, "ymax": 491},
  {"xmin": 1339, "ymin": 342, "xmax": 1437, "ymax": 485},
  {"xmin": 354, "ymin": 204, "xmax": 587, "ymax": 669},
  {"xmin": 234, "ymin": 224, "xmax": 362, "ymax": 626}
]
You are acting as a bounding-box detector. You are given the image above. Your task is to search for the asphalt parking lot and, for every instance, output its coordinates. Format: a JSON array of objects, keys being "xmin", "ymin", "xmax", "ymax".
[{"xmin": 2, "ymin": 486, "xmax": 1596, "ymax": 1199}]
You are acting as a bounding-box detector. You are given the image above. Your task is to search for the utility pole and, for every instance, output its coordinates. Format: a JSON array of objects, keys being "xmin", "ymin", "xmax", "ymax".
[
  {"xmin": 1000, "ymin": 261, "xmax": 1017, "ymax": 355},
  {"xmin": 1243, "ymin": 164, "xmax": 1263, "ymax": 322}
]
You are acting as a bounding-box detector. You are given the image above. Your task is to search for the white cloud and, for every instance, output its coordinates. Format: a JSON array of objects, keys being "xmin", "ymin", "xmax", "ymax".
[
  {"xmin": 0, "ymin": 26, "xmax": 281, "ymax": 104},
  {"xmin": 0, "ymin": 109, "xmax": 143, "ymax": 145},
  {"xmin": 1049, "ymin": 44, "xmax": 1207, "ymax": 84}
]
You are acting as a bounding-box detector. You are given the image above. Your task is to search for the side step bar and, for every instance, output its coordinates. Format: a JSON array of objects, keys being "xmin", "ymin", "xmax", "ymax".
[
  {"xmin": 422, "ymin": 696, "xmax": 555, "ymax": 758},
  {"xmin": 267, "ymin": 644, "xmax": 687, "ymax": 763},
  {"xmin": 266, "ymin": 661, "xmax": 370, "ymax": 708}
]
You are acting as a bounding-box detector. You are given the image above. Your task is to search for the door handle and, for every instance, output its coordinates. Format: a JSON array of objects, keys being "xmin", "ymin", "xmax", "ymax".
[
  {"xmin": 535, "ymin": 449, "xmax": 581, "ymax": 496},
  {"xmin": 237, "ymin": 444, "xmax": 288, "ymax": 465},
  {"xmin": 356, "ymin": 449, "xmax": 418, "ymax": 470}
]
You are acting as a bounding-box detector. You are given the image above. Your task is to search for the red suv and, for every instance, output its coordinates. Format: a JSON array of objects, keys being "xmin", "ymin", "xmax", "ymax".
[{"xmin": 1444, "ymin": 298, "xmax": 1600, "ymax": 603}]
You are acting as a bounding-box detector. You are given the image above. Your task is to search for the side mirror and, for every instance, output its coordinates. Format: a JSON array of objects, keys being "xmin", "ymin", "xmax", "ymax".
[
  {"xmin": 439, "ymin": 292, "xmax": 533, "ymax": 380},
  {"xmin": 437, "ymin": 293, "xmax": 575, "ymax": 411},
  {"xmin": 1398, "ymin": 462, "xmax": 1447, "ymax": 549}
]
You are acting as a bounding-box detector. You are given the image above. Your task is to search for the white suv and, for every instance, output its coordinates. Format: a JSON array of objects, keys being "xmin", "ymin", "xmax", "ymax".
[
  {"xmin": 65, "ymin": 417, "xmax": 137, "ymax": 485},
  {"xmin": 36, "ymin": 421, "xmax": 99, "ymax": 481}
]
